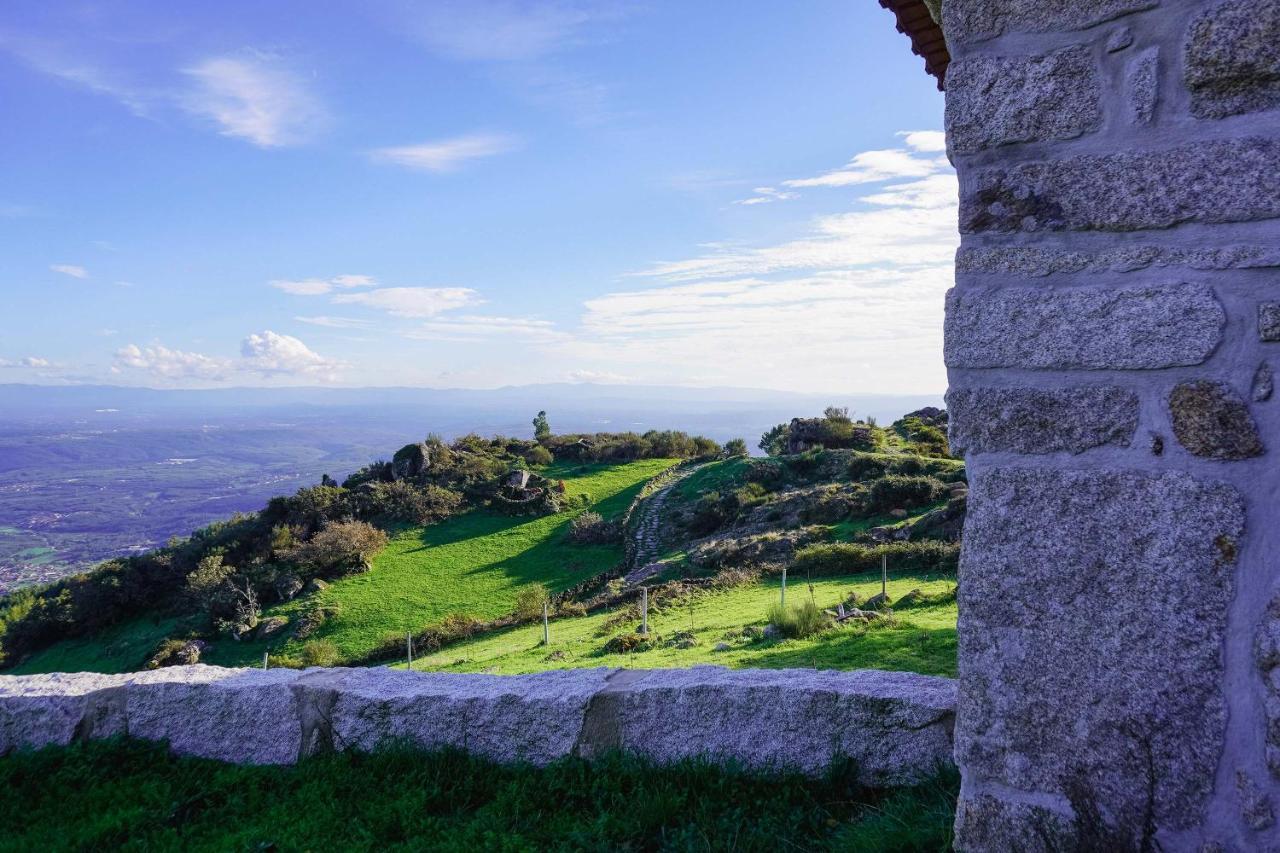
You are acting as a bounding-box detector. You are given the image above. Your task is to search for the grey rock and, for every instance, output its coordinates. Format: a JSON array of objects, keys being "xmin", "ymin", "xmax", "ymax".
[
  {"xmin": 1254, "ymin": 362, "xmax": 1275, "ymax": 402},
  {"xmin": 255, "ymin": 615, "xmax": 290, "ymax": 641},
  {"xmin": 946, "ymin": 46, "xmax": 1102, "ymax": 155},
  {"xmin": 1106, "ymin": 26, "xmax": 1134, "ymax": 52},
  {"xmin": 954, "ymin": 792, "xmax": 1076, "ymax": 853},
  {"xmin": 956, "ymin": 468, "xmax": 1244, "ymax": 837},
  {"xmin": 582, "ymin": 666, "xmax": 955, "ymax": 785},
  {"xmin": 960, "ymin": 137, "xmax": 1280, "ymax": 233},
  {"xmin": 712, "ymin": 642, "xmax": 731, "ymax": 652},
  {"xmin": 957, "ymin": 244, "xmax": 1280, "ymax": 276},
  {"xmin": 274, "ymin": 573, "xmax": 303, "ymax": 601},
  {"xmin": 943, "ymin": 0, "xmax": 1157, "ymax": 45},
  {"xmin": 948, "ymin": 386, "xmax": 1138, "ymax": 455},
  {"xmin": 1256, "ymin": 597, "xmax": 1280, "ymax": 779},
  {"xmin": 1261, "ymin": 303, "xmax": 1280, "ymax": 342},
  {"xmin": 0, "ymin": 671, "xmax": 130, "ymax": 753},
  {"xmin": 1169, "ymin": 381, "xmax": 1264, "ymax": 459},
  {"xmin": 1185, "ymin": 0, "xmax": 1280, "ymax": 119},
  {"xmin": 1237, "ymin": 770, "xmax": 1275, "ymax": 830},
  {"xmin": 945, "ymin": 282, "xmax": 1224, "ymax": 369},
  {"xmin": 1126, "ymin": 48, "xmax": 1159, "ymax": 124}
]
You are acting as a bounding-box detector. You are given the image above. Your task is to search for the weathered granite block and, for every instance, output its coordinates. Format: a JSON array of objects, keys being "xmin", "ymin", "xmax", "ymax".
[
  {"xmin": 955, "ymin": 468, "xmax": 1244, "ymax": 846},
  {"xmin": 946, "ymin": 46, "xmax": 1101, "ymax": 155},
  {"xmin": 586, "ymin": 666, "xmax": 957, "ymax": 786},
  {"xmin": 1261, "ymin": 302, "xmax": 1280, "ymax": 341},
  {"xmin": 1185, "ymin": 0, "xmax": 1280, "ymax": 119},
  {"xmin": 1126, "ymin": 48, "xmax": 1159, "ymax": 124},
  {"xmin": 0, "ymin": 671, "xmax": 130, "ymax": 753},
  {"xmin": 954, "ymin": 793, "xmax": 1075, "ymax": 853},
  {"xmin": 309, "ymin": 667, "xmax": 614, "ymax": 766},
  {"xmin": 957, "ymin": 245, "xmax": 1280, "ymax": 276},
  {"xmin": 943, "ymin": 0, "xmax": 1157, "ymax": 45},
  {"xmin": 960, "ymin": 138, "xmax": 1280, "ymax": 233},
  {"xmin": 125, "ymin": 666, "xmax": 304, "ymax": 764},
  {"xmin": 947, "ymin": 387, "xmax": 1138, "ymax": 455},
  {"xmin": 1169, "ymin": 380, "xmax": 1265, "ymax": 459},
  {"xmin": 945, "ymin": 283, "xmax": 1224, "ymax": 369},
  {"xmin": 1255, "ymin": 362, "xmax": 1275, "ymax": 402}
]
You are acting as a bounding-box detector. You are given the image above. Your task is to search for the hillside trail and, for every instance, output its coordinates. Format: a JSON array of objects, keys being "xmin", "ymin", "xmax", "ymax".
[{"xmin": 622, "ymin": 462, "xmax": 707, "ymax": 588}]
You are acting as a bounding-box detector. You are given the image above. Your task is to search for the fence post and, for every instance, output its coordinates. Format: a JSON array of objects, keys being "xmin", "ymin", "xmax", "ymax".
[
  {"xmin": 406, "ymin": 632, "xmax": 414, "ymax": 670},
  {"xmin": 641, "ymin": 587, "xmax": 649, "ymax": 636},
  {"xmin": 781, "ymin": 565, "xmax": 787, "ymax": 607},
  {"xmin": 262, "ymin": 651, "xmax": 268, "ymax": 670},
  {"xmin": 542, "ymin": 601, "xmax": 550, "ymax": 646},
  {"xmin": 881, "ymin": 553, "xmax": 887, "ymax": 598}
]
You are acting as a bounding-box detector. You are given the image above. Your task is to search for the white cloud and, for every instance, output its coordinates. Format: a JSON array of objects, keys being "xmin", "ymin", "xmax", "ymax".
[
  {"xmin": 783, "ymin": 148, "xmax": 944, "ymax": 189},
  {"xmin": 404, "ymin": 1, "xmax": 602, "ymax": 62},
  {"xmin": 897, "ymin": 130, "xmax": 947, "ymax": 152},
  {"xmin": 270, "ymin": 274, "xmax": 377, "ymax": 296},
  {"xmin": 240, "ymin": 330, "xmax": 343, "ymax": 379},
  {"xmin": 50, "ymin": 263, "xmax": 88, "ymax": 279},
  {"xmin": 371, "ymin": 133, "xmax": 520, "ymax": 173},
  {"xmin": 0, "ymin": 356, "xmax": 52, "ymax": 369},
  {"xmin": 333, "ymin": 286, "xmax": 480, "ymax": 317},
  {"xmin": 180, "ymin": 56, "xmax": 328, "ymax": 148},
  {"xmin": 113, "ymin": 343, "xmax": 229, "ymax": 380},
  {"xmin": 568, "ymin": 369, "xmax": 629, "ymax": 384},
  {"xmin": 733, "ymin": 187, "xmax": 798, "ymax": 206},
  {"xmin": 405, "ymin": 314, "xmax": 564, "ymax": 342},
  {"xmin": 294, "ymin": 315, "xmax": 372, "ymax": 329}
]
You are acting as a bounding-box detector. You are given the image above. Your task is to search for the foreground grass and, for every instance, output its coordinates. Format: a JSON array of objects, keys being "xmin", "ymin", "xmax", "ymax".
[
  {"xmin": 13, "ymin": 459, "xmax": 677, "ymax": 675},
  {"xmin": 403, "ymin": 572, "xmax": 957, "ymax": 677},
  {"xmin": 0, "ymin": 738, "xmax": 957, "ymax": 852}
]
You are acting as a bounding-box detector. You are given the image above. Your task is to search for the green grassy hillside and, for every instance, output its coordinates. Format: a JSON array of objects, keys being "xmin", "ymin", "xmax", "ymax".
[
  {"xmin": 14, "ymin": 459, "xmax": 676, "ymax": 674},
  {"xmin": 403, "ymin": 572, "xmax": 957, "ymax": 677}
]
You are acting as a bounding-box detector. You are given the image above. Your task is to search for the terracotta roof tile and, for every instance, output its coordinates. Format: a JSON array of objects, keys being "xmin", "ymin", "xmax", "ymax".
[{"xmin": 877, "ymin": 0, "xmax": 950, "ymax": 90}]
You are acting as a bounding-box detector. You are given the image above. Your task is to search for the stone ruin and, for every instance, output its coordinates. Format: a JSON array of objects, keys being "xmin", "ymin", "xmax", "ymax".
[{"xmin": 940, "ymin": 0, "xmax": 1280, "ymax": 848}]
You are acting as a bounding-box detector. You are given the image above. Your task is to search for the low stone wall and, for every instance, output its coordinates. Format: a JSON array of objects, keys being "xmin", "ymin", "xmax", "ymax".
[{"xmin": 0, "ymin": 665, "xmax": 956, "ymax": 786}]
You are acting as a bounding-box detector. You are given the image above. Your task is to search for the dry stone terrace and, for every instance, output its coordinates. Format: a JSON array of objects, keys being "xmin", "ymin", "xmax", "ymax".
[{"xmin": 941, "ymin": 0, "xmax": 1280, "ymax": 848}]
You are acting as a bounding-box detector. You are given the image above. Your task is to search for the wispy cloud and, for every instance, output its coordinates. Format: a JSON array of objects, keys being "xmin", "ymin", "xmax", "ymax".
[
  {"xmin": 370, "ymin": 133, "xmax": 521, "ymax": 173},
  {"xmin": 404, "ymin": 314, "xmax": 564, "ymax": 343},
  {"xmin": 0, "ymin": 356, "xmax": 53, "ymax": 369},
  {"xmin": 733, "ymin": 186, "xmax": 798, "ymax": 206},
  {"xmin": 403, "ymin": 1, "xmax": 604, "ymax": 62},
  {"xmin": 113, "ymin": 343, "xmax": 229, "ymax": 380},
  {"xmin": 50, "ymin": 263, "xmax": 88, "ymax": 279},
  {"xmin": 294, "ymin": 315, "xmax": 372, "ymax": 329},
  {"xmin": 332, "ymin": 286, "xmax": 481, "ymax": 317},
  {"xmin": 180, "ymin": 55, "xmax": 328, "ymax": 148},
  {"xmin": 270, "ymin": 274, "xmax": 377, "ymax": 296}
]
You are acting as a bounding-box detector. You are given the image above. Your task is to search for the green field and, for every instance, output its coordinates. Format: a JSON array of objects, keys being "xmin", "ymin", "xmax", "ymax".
[
  {"xmin": 13, "ymin": 459, "xmax": 677, "ymax": 674},
  {"xmin": 0, "ymin": 738, "xmax": 957, "ymax": 852},
  {"xmin": 402, "ymin": 572, "xmax": 957, "ymax": 677}
]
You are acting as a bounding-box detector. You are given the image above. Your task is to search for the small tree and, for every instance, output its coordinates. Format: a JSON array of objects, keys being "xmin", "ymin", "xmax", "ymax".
[
  {"xmin": 724, "ymin": 438, "xmax": 748, "ymax": 457},
  {"xmin": 185, "ymin": 554, "xmax": 233, "ymax": 614},
  {"xmin": 533, "ymin": 410, "xmax": 552, "ymax": 442},
  {"xmin": 759, "ymin": 423, "xmax": 790, "ymax": 456},
  {"xmin": 515, "ymin": 584, "xmax": 550, "ymax": 621}
]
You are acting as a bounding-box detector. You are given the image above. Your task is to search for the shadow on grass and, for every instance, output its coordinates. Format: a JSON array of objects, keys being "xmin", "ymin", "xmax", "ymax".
[{"xmin": 739, "ymin": 623, "xmax": 958, "ymax": 678}]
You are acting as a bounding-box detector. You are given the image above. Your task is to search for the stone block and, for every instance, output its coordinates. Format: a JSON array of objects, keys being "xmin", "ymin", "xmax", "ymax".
[
  {"xmin": 1261, "ymin": 303, "xmax": 1280, "ymax": 341},
  {"xmin": 947, "ymin": 387, "xmax": 1138, "ymax": 455},
  {"xmin": 0, "ymin": 671, "xmax": 130, "ymax": 753},
  {"xmin": 954, "ymin": 792, "xmax": 1075, "ymax": 853},
  {"xmin": 943, "ymin": 0, "xmax": 1157, "ymax": 45},
  {"xmin": 125, "ymin": 666, "xmax": 304, "ymax": 764},
  {"xmin": 1168, "ymin": 380, "xmax": 1264, "ymax": 459},
  {"xmin": 956, "ymin": 245, "xmax": 1280, "ymax": 276},
  {"xmin": 309, "ymin": 667, "xmax": 614, "ymax": 766},
  {"xmin": 587, "ymin": 666, "xmax": 957, "ymax": 786},
  {"xmin": 946, "ymin": 47, "xmax": 1101, "ymax": 155},
  {"xmin": 1255, "ymin": 362, "xmax": 1275, "ymax": 402},
  {"xmin": 959, "ymin": 138, "xmax": 1280, "ymax": 233},
  {"xmin": 1126, "ymin": 48, "xmax": 1159, "ymax": 124},
  {"xmin": 955, "ymin": 468, "xmax": 1244, "ymax": 841},
  {"xmin": 945, "ymin": 282, "xmax": 1224, "ymax": 369},
  {"xmin": 1185, "ymin": 0, "xmax": 1280, "ymax": 119}
]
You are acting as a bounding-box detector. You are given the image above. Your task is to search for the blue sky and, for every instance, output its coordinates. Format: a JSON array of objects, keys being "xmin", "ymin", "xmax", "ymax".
[{"xmin": 0, "ymin": 1, "xmax": 954, "ymax": 394}]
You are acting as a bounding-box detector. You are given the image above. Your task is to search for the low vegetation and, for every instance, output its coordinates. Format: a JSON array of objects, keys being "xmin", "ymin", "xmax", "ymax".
[{"xmin": 0, "ymin": 738, "xmax": 958, "ymax": 852}]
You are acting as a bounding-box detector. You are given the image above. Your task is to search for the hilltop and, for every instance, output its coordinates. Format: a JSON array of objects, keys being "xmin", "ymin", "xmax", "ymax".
[{"xmin": 1, "ymin": 406, "xmax": 963, "ymax": 679}]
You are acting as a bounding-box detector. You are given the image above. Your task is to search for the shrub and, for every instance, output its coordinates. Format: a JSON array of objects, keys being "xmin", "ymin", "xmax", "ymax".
[
  {"xmin": 688, "ymin": 492, "xmax": 729, "ymax": 536},
  {"xmin": 848, "ymin": 453, "xmax": 889, "ymax": 481},
  {"xmin": 766, "ymin": 599, "xmax": 829, "ymax": 639},
  {"xmin": 866, "ymin": 475, "xmax": 947, "ymax": 514},
  {"xmin": 524, "ymin": 445, "xmax": 554, "ymax": 466},
  {"xmin": 284, "ymin": 521, "xmax": 389, "ymax": 578},
  {"xmin": 356, "ymin": 481, "xmax": 462, "ymax": 525},
  {"xmin": 604, "ymin": 632, "xmax": 653, "ymax": 654},
  {"xmin": 724, "ymin": 438, "xmax": 748, "ymax": 457},
  {"xmin": 791, "ymin": 540, "xmax": 960, "ymax": 577},
  {"xmin": 557, "ymin": 600, "xmax": 588, "ymax": 618},
  {"xmin": 567, "ymin": 511, "xmax": 620, "ymax": 544},
  {"xmin": 514, "ymin": 584, "xmax": 551, "ymax": 621},
  {"xmin": 301, "ymin": 639, "xmax": 341, "ymax": 667}
]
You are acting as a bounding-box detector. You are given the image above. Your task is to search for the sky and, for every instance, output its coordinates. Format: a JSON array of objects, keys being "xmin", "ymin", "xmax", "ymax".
[{"xmin": 0, "ymin": 1, "xmax": 955, "ymax": 395}]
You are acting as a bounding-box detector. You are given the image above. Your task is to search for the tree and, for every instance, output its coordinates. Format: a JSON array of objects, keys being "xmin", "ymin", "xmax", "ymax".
[
  {"xmin": 759, "ymin": 423, "xmax": 790, "ymax": 456},
  {"xmin": 724, "ymin": 438, "xmax": 748, "ymax": 457},
  {"xmin": 532, "ymin": 410, "xmax": 552, "ymax": 442},
  {"xmin": 285, "ymin": 521, "xmax": 389, "ymax": 577},
  {"xmin": 824, "ymin": 406, "xmax": 852, "ymax": 423}
]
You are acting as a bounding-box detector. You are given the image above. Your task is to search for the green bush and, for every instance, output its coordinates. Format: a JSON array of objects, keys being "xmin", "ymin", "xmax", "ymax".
[
  {"xmin": 866, "ymin": 475, "xmax": 947, "ymax": 514},
  {"xmin": 766, "ymin": 599, "xmax": 829, "ymax": 639},
  {"xmin": 514, "ymin": 584, "xmax": 551, "ymax": 621},
  {"xmin": 792, "ymin": 540, "xmax": 960, "ymax": 577},
  {"xmin": 723, "ymin": 438, "xmax": 748, "ymax": 457},
  {"xmin": 524, "ymin": 445, "xmax": 554, "ymax": 466},
  {"xmin": 300, "ymin": 639, "xmax": 340, "ymax": 667},
  {"xmin": 847, "ymin": 453, "xmax": 889, "ymax": 481}
]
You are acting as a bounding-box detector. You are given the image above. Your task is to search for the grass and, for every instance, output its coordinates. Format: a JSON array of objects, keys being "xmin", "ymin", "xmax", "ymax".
[
  {"xmin": 401, "ymin": 572, "xmax": 957, "ymax": 677},
  {"xmin": 0, "ymin": 738, "xmax": 957, "ymax": 852},
  {"xmin": 12, "ymin": 459, "xmax": 678, "ymax": 675}
]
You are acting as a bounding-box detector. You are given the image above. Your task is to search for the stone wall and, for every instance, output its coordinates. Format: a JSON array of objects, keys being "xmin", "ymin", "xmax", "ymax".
[
  {"xmin": 0, "ymin": 664, "xmax": 957, "ymax": 786},
  {"xmin": 942, "ymin": 0, "xmax": 1280, "ymax": 849}
]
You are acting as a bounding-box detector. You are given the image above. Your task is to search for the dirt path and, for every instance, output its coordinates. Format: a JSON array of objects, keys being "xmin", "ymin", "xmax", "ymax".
[{"xmin": 622, "ymin": 463, "xmax": 705, "ymax": 587}]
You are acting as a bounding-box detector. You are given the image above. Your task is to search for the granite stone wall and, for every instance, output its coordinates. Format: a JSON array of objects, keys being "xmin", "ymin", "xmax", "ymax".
[
  {"xmin": 942, "ymin": 0, "xmax": 1280, "ymax": 849},
  {"xmin": 0, "ymin": 664, "xmax": 957, "ymax": 786}
]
